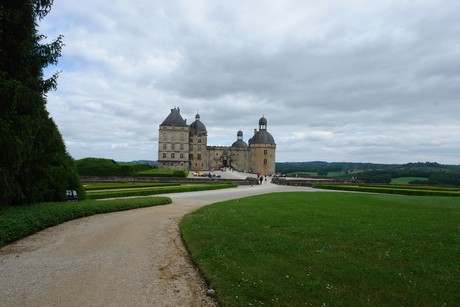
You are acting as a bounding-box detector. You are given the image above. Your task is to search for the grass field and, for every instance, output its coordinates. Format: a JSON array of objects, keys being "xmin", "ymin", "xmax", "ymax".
[
  {"xmin": 391, "ymin": 177, "xmax": 429, "ymax": 184},
  {"xmin": 180, "ymin": 192, "xmax": 460, "ymax": 306}
]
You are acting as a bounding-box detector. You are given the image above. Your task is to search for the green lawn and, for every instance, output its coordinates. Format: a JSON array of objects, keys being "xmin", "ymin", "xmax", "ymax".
[
  {"xmin": 314, "ymin": 183, "xmax": 460, "ymax": 196},
  {"xmin": 180, "ymin": 192, "xmax": 460, "ymax": 306},
  {"xmin": 391, "ymin": 177, "xmax": 429, "ymax": 184}
]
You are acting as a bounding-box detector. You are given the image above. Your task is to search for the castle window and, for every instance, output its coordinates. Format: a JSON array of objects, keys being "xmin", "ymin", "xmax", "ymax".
[
  {"xmin": 162, "ymin": 153, "xmax": 166, "ymax": 159},
  {"xmin": 172, "ymin": 134, "xmax": 176, "ymax": 141},
  {"xmin": 198, "ymin": 139, "xmax": 201, "ymax": 143},
  {"xmin": 171, "ymin": 144, "xmax": 175, "ymax": 150},
  {"xmin": 180, "ymin": 134, "xmax": 184, "ymax": 141},
  {"xmin": 189, "ymin": 154, "xmax": 193, "ymax": 159},
  {"xmin": 264, "ymin": 159, "xmax": 267, "ymax": 165},
  {"xmin": 163, "ymin": 133, "xmax": 167, "ymax": 140},
  {"xmin": 171, "ymin": 153, "xmax": 175, "ymax": 159},
  {"xmin": 180, "ymin": 153, "xmax": 184, "ymax": 159},
  {"xmin": 163, "ymin": 144, "xmax": 166, "ymax": 150},
  {"xmin": 198, "ymin": 145, "xmax": 201, "ymax": 151},
  {"xmin": 264, "ymin": 150, "xmax": 268, "ymax": 155},
  {"xmin": 180, "ymin": 144, "xmax": 184, "ymax": 150},
  {"xmin": 198, "ymin": 154, "xmax": 202, "ymax": 160}
]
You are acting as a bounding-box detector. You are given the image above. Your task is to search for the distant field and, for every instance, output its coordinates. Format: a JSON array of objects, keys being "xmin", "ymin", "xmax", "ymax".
[
  {"xmin": 326, "ymin": 171, "xmax": 347, "ymax": 177},
  {"xmin": 391, "ymin": 177, "xmax": 429, "ymax": 184},
  {"xmin": 181, "ymin": 192, "xmax": 459, "ymax": 306}
]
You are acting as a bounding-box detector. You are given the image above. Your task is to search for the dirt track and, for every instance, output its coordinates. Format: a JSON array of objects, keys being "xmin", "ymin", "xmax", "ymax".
[{"xmin": 0, "ymin": 183, "xmax": 316, "ymax": 306}]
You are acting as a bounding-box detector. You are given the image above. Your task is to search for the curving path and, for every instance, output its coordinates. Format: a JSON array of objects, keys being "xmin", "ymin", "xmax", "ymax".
[{"xmin": 0, "ymin": 182, "xmax": 319, "ymax": 306}]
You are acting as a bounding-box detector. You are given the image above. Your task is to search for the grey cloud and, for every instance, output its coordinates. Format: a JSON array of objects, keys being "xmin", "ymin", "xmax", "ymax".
[{"xmin": 39, "ymin": 0, "xmax": 460, "ymax": 163}]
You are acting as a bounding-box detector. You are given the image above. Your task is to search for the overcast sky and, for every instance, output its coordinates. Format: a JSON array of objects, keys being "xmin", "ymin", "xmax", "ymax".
[{"xmin": 39, "ymin": 0, "xmax": 460, "ymax": 164}]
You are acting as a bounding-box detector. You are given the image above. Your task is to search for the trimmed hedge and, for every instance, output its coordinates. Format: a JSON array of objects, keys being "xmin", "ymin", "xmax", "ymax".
[
  {"xmin": 366, "ymin": 184, "xmax": 460, "ymax": 192},
  {"xmin": 135, "ymin": 169, "xmax": 189, "ymax": 178},
  {"xmin": 0, "ymin": 197, "xmax": 171, "ymax": 247},
  {"xmin": 313, "ymin": 184, "xmax": 460, "ymax": 196}
]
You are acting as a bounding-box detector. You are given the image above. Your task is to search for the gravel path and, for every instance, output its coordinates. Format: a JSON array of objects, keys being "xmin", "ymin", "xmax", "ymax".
[{"xmin": 0, "ymin": 182, "xmax": 317, "ymax": 306}]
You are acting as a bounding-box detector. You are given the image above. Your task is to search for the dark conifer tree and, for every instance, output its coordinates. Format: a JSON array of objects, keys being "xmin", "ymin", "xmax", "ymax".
[{"xmin": 0, "ymin": 0, "xmax": 83, "ymax": 205}]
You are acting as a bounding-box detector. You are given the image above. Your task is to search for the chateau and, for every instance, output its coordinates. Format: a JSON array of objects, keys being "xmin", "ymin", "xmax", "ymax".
[{"xmin": 157, "ymin": 107, "xmax": 276, "ymax": 174}]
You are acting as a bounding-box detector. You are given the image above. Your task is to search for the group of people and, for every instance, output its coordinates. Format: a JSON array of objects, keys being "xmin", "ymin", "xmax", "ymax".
[{"xmin": 256, "ymin": 173, "xmax": 268, "ymax": 185}]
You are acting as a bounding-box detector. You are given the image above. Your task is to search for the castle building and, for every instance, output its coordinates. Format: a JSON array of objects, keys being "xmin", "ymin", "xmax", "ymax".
[{"xmin": 158, "ymin": 107, "xmax": 276, "ymax": 174}]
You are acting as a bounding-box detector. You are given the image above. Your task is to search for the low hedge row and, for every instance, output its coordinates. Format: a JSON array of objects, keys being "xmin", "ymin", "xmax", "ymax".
[
  {"xmin": 0, "ymin": 197, "xmax": 172, "ymax": 248},
  {"xmin": 365, "ymin": 184, "xmax": 460, "ymax": 192},
  {"xmin": 136, "ymin": 170, "xmax": 189, "ymax": 177},
  {"xmin": 313, "ymin": 184, "xmax": 460, "ymax": 197},
  {"xmin": 84, "ymin": 183, "xmax": 180, "ymax": 191},
  {"xmin": 86, "ymin": 183, "xmax": 238, "ymax": 200}
]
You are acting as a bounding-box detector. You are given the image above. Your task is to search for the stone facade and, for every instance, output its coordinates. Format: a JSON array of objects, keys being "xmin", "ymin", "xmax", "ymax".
[{"xmin": 158, "ymin": 107, "xmax": 276, "ymax": 174}]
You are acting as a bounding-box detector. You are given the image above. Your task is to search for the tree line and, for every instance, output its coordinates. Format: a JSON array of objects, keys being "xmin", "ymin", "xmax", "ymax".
[
  {"xmin": 1, "ymin": 1, "xmax": 82, "ymax": 206},
  {"xmin": 276, "ymin": 162, "xmax": 460, "ymax": 185}
]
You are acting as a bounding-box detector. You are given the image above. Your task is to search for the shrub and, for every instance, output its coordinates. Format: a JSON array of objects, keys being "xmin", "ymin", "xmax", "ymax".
[{"xmin": 0, "ymin": 197, "xmax": 171, "ymax": 247}]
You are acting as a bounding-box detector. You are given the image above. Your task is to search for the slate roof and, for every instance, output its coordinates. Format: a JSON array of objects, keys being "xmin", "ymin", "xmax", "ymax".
[
  {"xmin": 190, "ymin": 113, "xmax": 207, "ymax": 132},
  {"xmin": 160, "ymin": 107, "xmax": 187, "ymax": 127},
  {"xmin": 249, "ymin": 131, "xmax": 275, "ymax": 145},
  {"xmin": 232, "ymin": 139, "xmax": 248, "ymax": 148},
  {"xmin": 248, "ymin": 116, "xmax": 275, "ymax": 145}
]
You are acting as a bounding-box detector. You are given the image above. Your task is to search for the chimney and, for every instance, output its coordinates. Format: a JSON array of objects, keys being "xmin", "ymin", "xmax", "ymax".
[{"xmin": 254, "ymin": 128, "xmax": 257, "ymax": 135}]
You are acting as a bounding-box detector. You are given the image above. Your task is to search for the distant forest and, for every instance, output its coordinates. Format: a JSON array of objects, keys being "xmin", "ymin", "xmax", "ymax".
[{"xmin": 275, "ymin": 161, "xmax": 460, "ymax": 185}]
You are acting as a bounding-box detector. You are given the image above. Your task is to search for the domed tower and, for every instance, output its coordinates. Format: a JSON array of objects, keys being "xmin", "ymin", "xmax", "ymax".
[
  {"xmin": 231, "ymin": 130, "xmax": 248, "ymax": 149},
  {"xmin": 230, "ymin": 130, "xmax": 250, "ymax": 171},
  {"xmin": 249, "ymin": 116, "xmax": 276, "ymax": 174},
  {"xmin": 189, "ymin": 113, "xmax": 208, "ymax": 170}
]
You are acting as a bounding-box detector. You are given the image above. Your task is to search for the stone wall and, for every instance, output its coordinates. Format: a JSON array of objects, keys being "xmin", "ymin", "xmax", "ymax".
[{"xmin": 271, "ymin": 177, "xmax": 364, "ymax": 186}]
